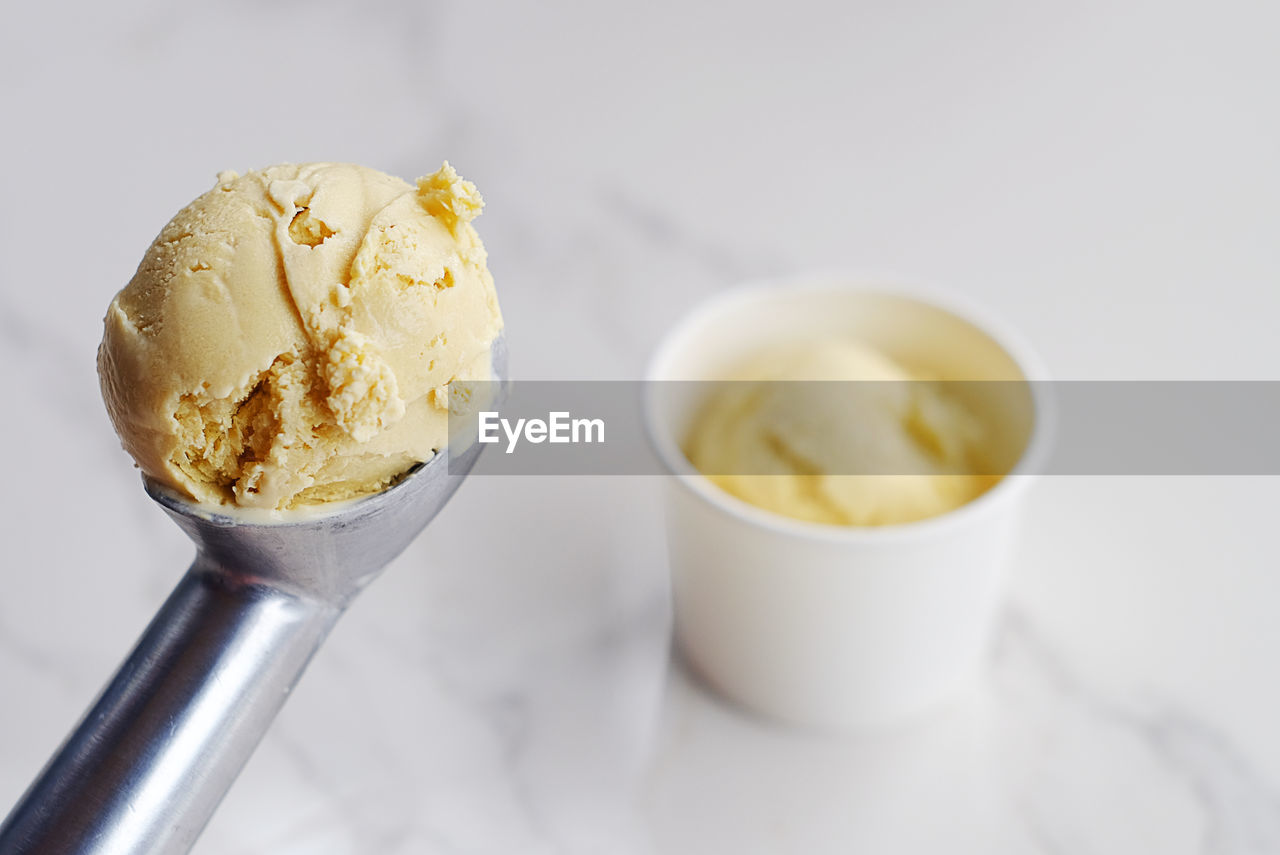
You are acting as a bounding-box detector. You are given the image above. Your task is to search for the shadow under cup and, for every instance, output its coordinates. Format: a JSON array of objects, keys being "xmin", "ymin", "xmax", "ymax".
[{"xmin": 644, "ymin": 283, "xmax": 1049, "ymax": 730}]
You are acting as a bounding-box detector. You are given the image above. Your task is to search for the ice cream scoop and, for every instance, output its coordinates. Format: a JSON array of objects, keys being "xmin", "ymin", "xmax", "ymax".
[
  {"xmin": 0, "ymin": 338, "xmax": 505, "ymax": 855},
  {"xmin": 98, "ymin": 161, "xmax": 502, "ymax": 510},
  {"xmin": 0, "ymin": 163, "xmax": 505, "ymax": 855}
]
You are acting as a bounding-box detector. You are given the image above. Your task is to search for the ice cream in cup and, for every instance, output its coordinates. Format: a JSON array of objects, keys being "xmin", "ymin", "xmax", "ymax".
[{"xmin": 644, "ymin": 277, "xmax": 1050, "ymax": 730}]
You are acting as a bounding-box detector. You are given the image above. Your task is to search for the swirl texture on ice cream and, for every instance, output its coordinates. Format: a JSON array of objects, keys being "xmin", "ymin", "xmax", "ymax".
[{"xmin": 683, "ymin": 338, "xmax": 996, "ymax": 526}]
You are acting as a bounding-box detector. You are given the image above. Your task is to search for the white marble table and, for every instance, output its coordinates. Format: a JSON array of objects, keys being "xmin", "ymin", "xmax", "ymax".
[{"xmin": 2, "ymin": 1, "xmax": 1277, "ymax": 852}]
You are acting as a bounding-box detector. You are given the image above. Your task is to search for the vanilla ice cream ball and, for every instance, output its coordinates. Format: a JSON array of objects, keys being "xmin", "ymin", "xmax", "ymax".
[{"xmin": 98, "ymin": 162, "xmax": 503, "ymax": 510}]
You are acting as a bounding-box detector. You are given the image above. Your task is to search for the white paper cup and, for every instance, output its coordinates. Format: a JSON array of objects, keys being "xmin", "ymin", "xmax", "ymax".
[{"xmin": 644, "ymin": 277, "xmax": 1050, "ymax": 730}]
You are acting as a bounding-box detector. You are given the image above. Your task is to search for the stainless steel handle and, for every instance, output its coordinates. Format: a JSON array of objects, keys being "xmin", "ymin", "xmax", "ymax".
[{"xmin": 0, "ymin": 558, "xmax": 340, "ymax": 855}]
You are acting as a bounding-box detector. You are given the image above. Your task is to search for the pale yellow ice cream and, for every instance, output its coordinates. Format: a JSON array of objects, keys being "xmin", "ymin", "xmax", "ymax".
[
  {"xmin": 98, "ymin": 162, "xmax": 502, "ymax": 510},
  {"xmin": 683, "ymin": 339, "xmax": 996, "ymax": 526}
]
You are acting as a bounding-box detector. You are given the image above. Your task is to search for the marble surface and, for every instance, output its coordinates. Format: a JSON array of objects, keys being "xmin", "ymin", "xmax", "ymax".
[{"xmin": 2, "ymin": 0, "xmax": 1278, "ymax": 852}]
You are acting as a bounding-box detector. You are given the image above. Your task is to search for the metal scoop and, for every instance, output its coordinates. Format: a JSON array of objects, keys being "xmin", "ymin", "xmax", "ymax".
[{"xmin": 0, "ymin": 340, "xmax": 506, "ymax": 855}]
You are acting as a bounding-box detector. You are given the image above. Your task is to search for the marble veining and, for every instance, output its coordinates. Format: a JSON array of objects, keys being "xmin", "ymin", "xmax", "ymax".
[{"xmin": 996, "ymin": 612, "xmax": 1280, "ymax": 855}]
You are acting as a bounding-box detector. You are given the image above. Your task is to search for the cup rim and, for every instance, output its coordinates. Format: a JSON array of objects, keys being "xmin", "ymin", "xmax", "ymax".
[{"xmin": 643, "ymin": 275, "xmax": 1054, "ymax": 544}]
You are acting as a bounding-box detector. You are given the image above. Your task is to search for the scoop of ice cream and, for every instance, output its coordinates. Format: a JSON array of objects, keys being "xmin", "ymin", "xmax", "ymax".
[
  {"xmin": 683, "ymin": 339, "xmax": 995, "ymax": 526},
  {"xmin": 98, "ymin": 162, "xmax": 503, "ymax": 510}
]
